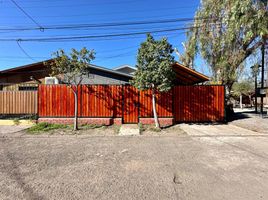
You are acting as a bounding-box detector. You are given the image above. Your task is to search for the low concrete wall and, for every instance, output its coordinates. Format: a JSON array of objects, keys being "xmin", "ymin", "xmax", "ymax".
[
  {"xmin": 0, "ymin": 120, "xmax": 35, "ymax": 126},
  {"xmin": 139, "ymin": 118, "xmax": 174, "ymax": 127},
  {"xmin": 38, "ymin": 118, "xmax": 123, "ymax": 126},
  {"xmin": 38, "ymin": 117, "xmax": 173, "ymax": 126}
]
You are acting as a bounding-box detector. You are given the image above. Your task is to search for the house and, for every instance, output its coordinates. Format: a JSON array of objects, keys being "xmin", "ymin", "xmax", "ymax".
[
  {"xmin": 0, "ymin": 60, "xmax": 209, "ymax": 91},
  {"xmin": 112, "ymin": 63, "xmax": 209, "ymax": 85},
  {"xmin": 113, "ymin": 65, "xmax": 137, "ymax": 75},
  {"xmin": 1, "ymin": 60, "xmax": 218, "ymax": 124},
  {"xmin": 172, "ymin": 63, "xmax": 209, "ymax": 85},
  {"xmin": 0, "ymin": 60, "xmax": 133, "ymax": 91}
]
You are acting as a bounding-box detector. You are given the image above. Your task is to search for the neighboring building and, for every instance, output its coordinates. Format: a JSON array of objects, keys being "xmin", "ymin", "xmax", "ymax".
[
  {"xmin": 0, "ymin": 60, "xmax": 209, "ymax": 91},
  {"xmin": 113, "ymin": 65, "xmax": 137, "ymax": 75}
]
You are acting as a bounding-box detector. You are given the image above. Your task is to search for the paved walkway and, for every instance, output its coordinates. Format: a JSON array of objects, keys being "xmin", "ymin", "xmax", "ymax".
[{"xmin": 119, "ymin": 124, "xmax": 140, "ymax": 136}]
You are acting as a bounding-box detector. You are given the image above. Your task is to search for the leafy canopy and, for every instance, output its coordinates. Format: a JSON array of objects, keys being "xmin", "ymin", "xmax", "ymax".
[
  {"xmin": 49, "ymin": 47, "xmax": 95, "ymax": 85},
  {"xmin": 131, "ymin": 34, "xmax": 175, "ymax": 92},
  {"xmin": 232, "ymin": 79, "xmax": 254, "ymax": 97},
  {"xmin": 181, "ymin": 0, "xmax": 268, "ymax": 92}
]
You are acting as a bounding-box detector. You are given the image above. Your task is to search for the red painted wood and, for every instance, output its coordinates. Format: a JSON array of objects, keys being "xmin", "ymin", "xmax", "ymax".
[
  {"xmin": 38, "ymin": 85, "xmax": 225, "ymax": 123},
  {"xmin": 173, "ymin": 86, "xmax": 225, "ymax": 122},
  {"xmin": 123, "ymin": 85, "xmax": 138, "ymax": 123}
]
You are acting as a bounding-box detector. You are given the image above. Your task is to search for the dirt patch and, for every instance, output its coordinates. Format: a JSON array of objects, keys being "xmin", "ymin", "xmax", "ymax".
[
  {"xmin": 27, "ymin": 125, "xmax": 120, "ymax": 136},
  {"xmin": 25, "ymin": 124, "xmax": 187, "ymax": 137}
]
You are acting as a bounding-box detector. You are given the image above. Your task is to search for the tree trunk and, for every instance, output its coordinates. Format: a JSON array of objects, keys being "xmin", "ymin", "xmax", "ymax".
[
  {"xmin": 152, "ymin": 89, "xmax": 160, "ymax": 128},
  {"xmin": 240, "ymin": 94, "xmax": 243, "ymax": 109},
  {"xmin": 71, "ymin": 85, "xmax": 78, "ymax": 131}
]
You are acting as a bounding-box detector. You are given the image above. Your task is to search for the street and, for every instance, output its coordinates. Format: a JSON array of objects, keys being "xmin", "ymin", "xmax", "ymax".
[{"xmin": 1, "ymin": 122, "xmax": 268, "ymax": 200}]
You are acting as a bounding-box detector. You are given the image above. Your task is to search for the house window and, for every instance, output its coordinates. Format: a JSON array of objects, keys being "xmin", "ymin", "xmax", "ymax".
[{"xmin": 18, "ymin": 86, "xmax": 38, "ymax": 91}]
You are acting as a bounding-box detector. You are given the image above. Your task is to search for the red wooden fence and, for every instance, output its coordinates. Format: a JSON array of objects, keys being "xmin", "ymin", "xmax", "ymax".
[
  {"xmin": 38, "ymin": 85, "xmax": 225, "ymax": 122},
  {"xmin": 38, "ymin": 85, "xmax": 123, "ymax": 118},
  {"xmin": 173, "ymin": 86, "xmax": 225, "ymax": 122}
]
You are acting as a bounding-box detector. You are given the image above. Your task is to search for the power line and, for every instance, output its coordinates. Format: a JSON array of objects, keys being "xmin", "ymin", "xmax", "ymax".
[
  {"xmin": 4, "ymin": 0, "xmax": 141, "ymax": 8},
  {"xmin": 5, "ymin": 30, "xmax": 183, "ymax": 43},
  {"xmin": 9, "ymin": 0, "xmax": 44, "ymax": 31},
  {"xmin": 0, "ymin": 33, "xmax": 181, "ymax": 61},
  {"xmin": 0, "ymin": 27, "xmax": 192, "ymax": 42},
  {"xmin": 4, "ymin": 2, "xmax": 198, "ymax": 10},
  {"xmin": 0, "ymin": 11, "xmax": 193, "ymax": 20},
  {"xmin": 0, "ymin": 46, "xmax": 139, "ymax": 60},
  {"xmin": 2, "ymin": 24, "xmax": 189, "ymax": 38},
  {"xmin": 16, "ymin": 39, "xmax": 36, "ymax": 61},
  {"xmin": 0, "ymin": 17, "xmax": 208, "ymax": 31}
]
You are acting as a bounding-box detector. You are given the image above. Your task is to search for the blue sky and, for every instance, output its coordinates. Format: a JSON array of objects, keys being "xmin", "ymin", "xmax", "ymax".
[{"xmin": 0, "ymin": 0, "xmax": 209, "ymax": 75}]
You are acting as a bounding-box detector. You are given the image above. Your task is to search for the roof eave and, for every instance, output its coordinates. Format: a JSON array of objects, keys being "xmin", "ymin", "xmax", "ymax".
[
  {"xmin": 173, "ymin": 63, "xmax": 210, "ymax": 83},
  {"xmin": 0, "ymin": 59, "xmax": 133, "ymax": 79}
]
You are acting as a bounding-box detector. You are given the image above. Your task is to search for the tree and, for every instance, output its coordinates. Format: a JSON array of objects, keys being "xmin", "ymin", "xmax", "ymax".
[
  {"xmin": 131, "ymin": 34, "xmax": 175, "ymax": 128},
  {"xmin": 47, "ymin": 47, "xmax": 95, "ymax": 130},
  {"xmin": 181, "ymin": 0, "xmax": 268, "ymax": 95},
  {"xmin": 232, "ymin": 79, "xmax": 254, "ymax": 108}
]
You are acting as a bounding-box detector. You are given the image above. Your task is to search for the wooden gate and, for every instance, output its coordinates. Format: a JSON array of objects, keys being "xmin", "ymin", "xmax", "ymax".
[{"xmin": 123, "ymin": 85, "xmax": 139, "ymax": 123}]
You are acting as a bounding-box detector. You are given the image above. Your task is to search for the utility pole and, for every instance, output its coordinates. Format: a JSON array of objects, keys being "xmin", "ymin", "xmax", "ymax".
[
  {"xmin": 261, "ymin": 39, "xmax": 265, "ymax": 114},
  {"xmin": 251, "ymin": 64, "xmax": 259, "ymax": 114},
  {"xmin": 255, "ymin": 71, "xmax": 258, "ymax": 113}
]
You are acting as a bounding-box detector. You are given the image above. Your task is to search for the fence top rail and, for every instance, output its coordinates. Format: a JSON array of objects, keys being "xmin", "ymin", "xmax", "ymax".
[
  {"xmin": 175, "ymin": 84, "xmax": 225, "ymax": 87},
  {"xmin": 39, "ymin": 84, "xmax": 124, "ymax": 86},
  {"xmin": 0, "ymin": 91, "xmax": 38, "ymax": 92},
  {"xmin": 0, "ymin": 83, "xmax": 38, "ymax": 85}
]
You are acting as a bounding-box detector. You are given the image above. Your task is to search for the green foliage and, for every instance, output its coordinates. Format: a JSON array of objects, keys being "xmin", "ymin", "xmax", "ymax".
[
  {"xmin": 46, "ymin": 47, "xmax": 96, "ymax": 131},
  {"xmin": 179, "ymin": 30, "xmax": 198, "ymax": 68},
  {"xmin": 138, "ymin": 122, "xmax": 145, "ymax": 133},
  {"xmin": 182, "ymin": 0, "xmax": 268, "ymax": 93},
  {"xmin": 148, "ymin": 126, "xmax": 161, "ymax": 132},
  {"xmin": 113, "ymin": 125, "xmax": 121, "ymax": 134},
  {"xmin": 13, "ymin": 118, "xmax": 20, "ymax": 125},
  {"xmin": 47, "ymin": 47, "xmax": 95, "ymax": 85},
  {"xmin": 232, "ymin": 79, "xmax": 254, "ymax": 98},
  {"xmin": 131, "ymin": 34, "xmax": 176, "ymax": 92},
  {"xmin": 27, "ymin": 122, "xmax": 68, "ymax": 133}
]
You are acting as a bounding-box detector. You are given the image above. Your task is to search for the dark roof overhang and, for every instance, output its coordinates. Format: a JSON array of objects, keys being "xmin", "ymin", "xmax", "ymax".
[{"xmin": 172, "ymin": 63, "xmax": 209, "ymax": 85}]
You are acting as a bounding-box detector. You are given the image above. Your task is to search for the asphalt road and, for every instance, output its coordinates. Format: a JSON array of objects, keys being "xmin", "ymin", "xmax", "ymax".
[{"xmin": 0, "ymin": 124, "xmax": 268, "ymax": 200}]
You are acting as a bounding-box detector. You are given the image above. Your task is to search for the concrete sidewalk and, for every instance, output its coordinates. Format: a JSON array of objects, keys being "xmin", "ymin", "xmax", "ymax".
[
  {"xmin": 119, "ymin": 124, "xmax": 140, "ymax": 136},
  {"xmin": 179, "ymin": 123, "xmax": 264, "ymax": 137}
]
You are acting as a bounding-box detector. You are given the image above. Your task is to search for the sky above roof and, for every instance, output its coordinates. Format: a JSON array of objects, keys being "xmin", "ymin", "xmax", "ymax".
[{"xmin": 0, "ymin": 0, "xmax": 209, "ymax": 75}]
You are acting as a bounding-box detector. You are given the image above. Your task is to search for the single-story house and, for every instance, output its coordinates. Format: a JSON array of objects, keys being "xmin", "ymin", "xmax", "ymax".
[
  {"xmin": 1, "ymin": 60, "xmax": 226, "ymax": 125},
  {"xmin": 0, "ymin": 60, "xmax": 133, "ymax": 90},
  {"xmin": 0, "ymin": 60, "xmax": 209, "ymax": 91},
  {"xmin": 113, "ymin": 65, "xmax": 137, "ymax": 75}
]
